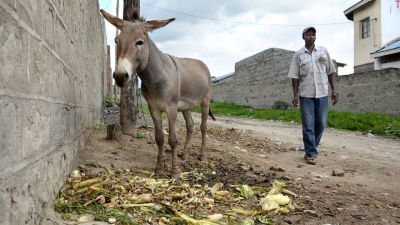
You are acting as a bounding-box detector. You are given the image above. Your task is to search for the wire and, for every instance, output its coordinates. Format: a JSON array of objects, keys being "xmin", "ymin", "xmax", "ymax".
[
  {"xmin": 103, "ymin": 0, "xmax": 112, "ymax": 11},
  {"xmin": 156, "ymin": 43, "xmax": 245, "ymax": 56},
  {"xmin": 141, "ymin": 2, "xmax": 353, "ymax": 26}
]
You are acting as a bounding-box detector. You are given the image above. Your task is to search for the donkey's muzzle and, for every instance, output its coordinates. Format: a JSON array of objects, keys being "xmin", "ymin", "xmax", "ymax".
[{"xmin": 113, "ymin": 72, "xmax": 129, "ymax": 87}]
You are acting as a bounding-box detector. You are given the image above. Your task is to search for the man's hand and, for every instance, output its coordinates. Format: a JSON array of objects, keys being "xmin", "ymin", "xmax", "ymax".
[
  {"xmin": 331, "ymin": 91, "xmax": 338, "ymax": 105},
  {"xmin": 292, "ymin": 96, "xmax": 299, "ymax": 107}
]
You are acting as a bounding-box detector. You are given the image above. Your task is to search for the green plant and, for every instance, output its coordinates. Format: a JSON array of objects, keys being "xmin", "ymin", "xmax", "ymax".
[
  {"xmin": 136, "ymin": 132, "xmax": 145, "ymax": 139},
  {"xmin": 193, "ymin": 103, "xmax": 400, "ymax": 138},
  {"xmin": 95, "ymin": 123, "xmax": 107, "ymax": 130},
  {"xmin": 105, "ymin": 95, "xmax": 112, "ymax": 102},
  {"xmin": 385, "ymin": 124, "xmax": 400, "ymax": 138}
]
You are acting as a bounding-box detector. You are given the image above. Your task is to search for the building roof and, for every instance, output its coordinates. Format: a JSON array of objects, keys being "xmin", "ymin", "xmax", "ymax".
[
  {"xmin": 370, "ymin": 39, "xmax": 400, "ymax": 58},
  {"xmin": 344, "ymin": 0, "xmax": 374, "ymax": 21},
  {"xmin": 333, "ymin": 59, "xmax": 347, "ymax": 68},
  {"xmin": 211, "ymin": 72, "xmax": 235, "ymax": 83}
]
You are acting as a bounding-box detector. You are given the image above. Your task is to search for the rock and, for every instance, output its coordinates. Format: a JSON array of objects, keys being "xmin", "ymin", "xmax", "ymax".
[
  {"xmin": 241, "ymin": 165, "xmax": 251, "ymax": 171},
  {"xmin": 304, "ymin": 210, "xmax": 317, "ymax": 216},
  {"xmin": 332, "ymin": 168, "xmax": 345, "ymax": 176},
  {"xmin": 78, "ymin": 164, "xmax": 86, "ymax": 169}
]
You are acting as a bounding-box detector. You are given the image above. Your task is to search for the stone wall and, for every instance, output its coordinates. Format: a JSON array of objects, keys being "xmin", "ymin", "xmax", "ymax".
[
  {"xmin": 211, "ymin": 48, "xmax": 400, "ymax": 116},
  {"xmin": 0, "ymin": 1, "xmax": 106, "ymax": 224},
  {"xmin": 211, "ymin": 48, "xmax": 295, "ymax": 110},
  {"xmin": 335, "ymin": 69, "xmax": 400, "ymax": 115},
  {"xmin": 354, "ymin": 62, "xmax": 374, "ymax": 73}
]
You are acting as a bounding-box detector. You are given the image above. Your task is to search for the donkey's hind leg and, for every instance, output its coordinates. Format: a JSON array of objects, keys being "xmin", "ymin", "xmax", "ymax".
[
  {"xmin": 199, "ymin": 96, "xmax": 211, "ymax": 161},
  {"xmin": 181, "ymin": 110, "xmax": 194, "ymax": 161}
]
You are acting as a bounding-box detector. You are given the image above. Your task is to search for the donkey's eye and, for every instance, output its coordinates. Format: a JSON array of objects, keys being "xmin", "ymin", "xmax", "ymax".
[{"xmin": 135, "ymin": 40, "xmax": 144, "ymax": 46}]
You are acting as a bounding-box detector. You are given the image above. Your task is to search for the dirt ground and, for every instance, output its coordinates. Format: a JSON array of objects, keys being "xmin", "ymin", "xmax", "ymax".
[{"xmin": 45, "ymin": 108, "xmax": 400, "ymax": 225}]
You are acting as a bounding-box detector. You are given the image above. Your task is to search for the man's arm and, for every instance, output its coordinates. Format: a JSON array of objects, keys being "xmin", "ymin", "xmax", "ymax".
[
  {"xmin": 328, "ymin": 73, "xmax": 338, "ymax": 105},
  {"xmin": 291, "ymin": 78, "xmax": 299, "ymax": 107}
]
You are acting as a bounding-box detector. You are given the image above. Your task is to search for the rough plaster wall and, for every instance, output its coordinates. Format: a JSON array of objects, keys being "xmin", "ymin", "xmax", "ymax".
[
  {"xmin": 335, "ymin": 69, "xmax": 400, "ymax": 116},
  {"xmin": 211, "ymin": 48, "xmax": 400, "ymax": 116},
  {"xmin": 211, "ymin": 48, "xmax": 295, "ymax": 110},
  {"xmin": 0, "ymin": 0, "xmax": 106, "ymax": 224}
]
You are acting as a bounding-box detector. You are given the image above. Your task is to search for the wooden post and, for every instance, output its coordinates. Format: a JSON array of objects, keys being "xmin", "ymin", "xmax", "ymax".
[
  {"xmin": 107, "ymin": 123, "xmax": 122, "ymax": 142},
  {"xmin": 119, "ymin": 0, "xmax": 140, "ymax": 137}
]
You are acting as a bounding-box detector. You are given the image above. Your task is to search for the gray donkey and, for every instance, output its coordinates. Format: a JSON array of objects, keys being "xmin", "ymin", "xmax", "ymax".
[{"xmin": 100, "ymin": 9, "xmax": 215, "ymax": 179}]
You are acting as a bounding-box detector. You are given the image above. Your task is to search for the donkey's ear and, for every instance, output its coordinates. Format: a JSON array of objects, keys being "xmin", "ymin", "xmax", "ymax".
[
  {"xmin": 144, "ymin": 18, "xmax": 175, "ymax": 32},
  {"xmin": 100, "ymin": 9, "xmax": 125, "ymax": 30}
]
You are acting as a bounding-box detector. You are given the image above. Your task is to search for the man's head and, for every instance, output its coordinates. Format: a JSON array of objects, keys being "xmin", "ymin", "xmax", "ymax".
[{"xmin": 302, "ymin": 27, "xmax": 316, "ymax": 46}]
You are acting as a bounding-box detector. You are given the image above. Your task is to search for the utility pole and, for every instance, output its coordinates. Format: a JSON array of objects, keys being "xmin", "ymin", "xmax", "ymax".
[
  {"xmin": 119, "ymin": 0, "xmax": 139, "ymax": 137},
  {"xmin": 113, "ymin": 0, "xmax": 120, "ymax": 102}
]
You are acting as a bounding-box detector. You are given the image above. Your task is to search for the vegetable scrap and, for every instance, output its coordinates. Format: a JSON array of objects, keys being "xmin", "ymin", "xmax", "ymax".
[{"xmin": 54, "ymin": 167, "xmax": 298, "ymax": 224}]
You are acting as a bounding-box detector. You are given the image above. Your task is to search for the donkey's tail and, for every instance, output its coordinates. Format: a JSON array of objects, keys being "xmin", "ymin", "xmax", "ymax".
[{"xmin": 209, "ymin": 108, "xmax": 216, "ymax": 121}]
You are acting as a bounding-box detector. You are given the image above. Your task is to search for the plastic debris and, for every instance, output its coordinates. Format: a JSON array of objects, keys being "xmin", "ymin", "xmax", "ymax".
[{"xmin": 292, "ymin": 146, "xmax": 304, "ymax": 151}]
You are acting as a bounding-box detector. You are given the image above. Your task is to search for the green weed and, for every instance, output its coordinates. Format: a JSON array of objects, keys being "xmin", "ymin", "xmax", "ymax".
[
  {"xmin": 194, "ymin": 103, "xmax": 400, "ymax": 138},
  {"xmin": 95, "ymin": 123, "xmax": 107, "ymax": 130}
]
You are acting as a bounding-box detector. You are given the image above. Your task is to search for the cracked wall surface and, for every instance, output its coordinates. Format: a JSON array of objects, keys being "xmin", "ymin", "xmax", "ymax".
[
  {"xmin": 211, "ymin": 48, "xmax": 400, "ymax": 116},
  {"xmin": 0, "ymin": 1, "xmax": 106, "ymax": 224}
]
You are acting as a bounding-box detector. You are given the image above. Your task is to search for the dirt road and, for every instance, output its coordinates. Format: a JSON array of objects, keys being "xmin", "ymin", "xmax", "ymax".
[{"xmin": 45, "ymin": 112, "xmax": 400, "ymax": 225}]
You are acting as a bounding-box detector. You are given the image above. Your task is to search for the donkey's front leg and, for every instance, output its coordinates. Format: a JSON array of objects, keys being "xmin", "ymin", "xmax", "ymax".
[
  {"xmin": 167, "ymin": 109, "xmax": 180, "ymax": 179},
  {"xmin": 150, "ymin": 108, "xmax": 167, "ymax": 175}
]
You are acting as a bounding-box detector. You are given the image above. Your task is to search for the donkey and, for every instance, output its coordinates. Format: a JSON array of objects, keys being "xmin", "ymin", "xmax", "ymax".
[{"xmin": 100, "ymin": 9, "xmax": 215, "ymax": 179}]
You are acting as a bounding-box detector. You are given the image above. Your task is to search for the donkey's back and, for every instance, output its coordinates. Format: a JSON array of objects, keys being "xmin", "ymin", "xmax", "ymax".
[{"xmin": 171, "ymin": 56, "xmax": 212, "ymax": 111}]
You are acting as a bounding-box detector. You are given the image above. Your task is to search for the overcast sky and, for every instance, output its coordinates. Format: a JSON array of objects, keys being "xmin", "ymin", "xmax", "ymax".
[{"xmin": 98, "ymin": 0, "xmax": 360, "ymax": 78}]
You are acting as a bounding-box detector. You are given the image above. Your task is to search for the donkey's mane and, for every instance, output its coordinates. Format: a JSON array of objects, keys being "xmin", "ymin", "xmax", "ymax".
[{"xmin": 124, "ymin": 7, "xmax": 146, "ymax": 22}]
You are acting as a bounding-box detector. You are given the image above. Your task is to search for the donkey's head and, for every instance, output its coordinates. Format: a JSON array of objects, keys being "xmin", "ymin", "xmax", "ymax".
[{"xmin": 100, "ymin": 9, "xmax": 175, "ymax": 87}]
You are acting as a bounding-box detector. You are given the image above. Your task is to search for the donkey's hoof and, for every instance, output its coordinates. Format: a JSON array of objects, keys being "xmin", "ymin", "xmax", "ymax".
[
  {"xmin": 171, "ymin": 172, "xmax": 180, "ymax": 180},
  {"xmin": 199, "ymin": 155, "xmax": 207, "ymax": 162},
  {"xmin": 155, "ymin": 165, "xmax": 167, "ymax": 176},
  {"xmin": 181, "ymin": 153, "xmax": 188, "ymax": 161},
  {"xmin": 155, "ymin": 169, "xmax": 166, "ymax": 176}
]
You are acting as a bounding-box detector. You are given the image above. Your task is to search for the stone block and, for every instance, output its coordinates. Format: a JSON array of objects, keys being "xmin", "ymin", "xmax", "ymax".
[
  {"xmin": 41, "ymin": 0, "xmax": 55, "ymax": 49},
  {"xmin": 0, "ymin": 100, "xmax": 21, "ymax": 180},
  {"xmin": 52, "ymin": 104, "xmax": 68, "ymax": 146},
  {"xmin": 15, "ymin": 0, "xmax": 39, "ymax": 32},
  {"xmin": 0, "ymin": 21, "xmax": 29, "ymax": 93},
  {"xmin": 21, "ymin": 100, "xmax": 53, "ymax": 159},
  {"xmin": 28, "ymin": 40, "xmax": 52, "ymax": 96}
]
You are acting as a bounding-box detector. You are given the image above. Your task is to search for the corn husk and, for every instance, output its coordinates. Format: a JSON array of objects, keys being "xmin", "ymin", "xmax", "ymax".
[{"xmin": 72, "ymin": 178, "xmax": 100, "ymax": 190}]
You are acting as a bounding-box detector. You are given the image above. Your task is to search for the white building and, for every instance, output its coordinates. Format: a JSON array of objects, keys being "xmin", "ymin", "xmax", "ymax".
[{"xmin": 344, "ymin": 0, "xmax": 400, "ymax": 72}]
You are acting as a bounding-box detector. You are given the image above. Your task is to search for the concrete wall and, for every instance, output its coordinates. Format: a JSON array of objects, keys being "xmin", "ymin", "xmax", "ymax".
[
  {"xmin": 211, "ymin": 48, "xmax": 400, "ymax": 116},
  {"xmin": 335, "ymin": 68, "xmax": 400, "ymax": 115},
  {"xmin": 0, "ymin": 1, "xmax": 106, "ymax": 224},
  {"xmin": 106, "ymin": 45, "xmax": 113, "ymax": 99},
  {"xmin": 211, "ymin": 48, "xmax": 295, "ymax": 110}
]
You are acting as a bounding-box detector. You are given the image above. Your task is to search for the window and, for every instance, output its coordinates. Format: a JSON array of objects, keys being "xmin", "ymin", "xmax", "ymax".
[{"xmin": 361, "ymin": 18, "xmax": 370, "ymax": 39}]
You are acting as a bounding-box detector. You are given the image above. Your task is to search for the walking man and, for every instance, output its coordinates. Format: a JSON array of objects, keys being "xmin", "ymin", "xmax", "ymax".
[{"xmin": 288, "ymin": 27, "xmax": 339, "ymax": 165}]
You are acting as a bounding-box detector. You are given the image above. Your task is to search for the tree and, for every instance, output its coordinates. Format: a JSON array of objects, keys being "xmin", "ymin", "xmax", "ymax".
[{"xmin": 119, "ymin": 0, "xmax": 140, "ymax": 137}]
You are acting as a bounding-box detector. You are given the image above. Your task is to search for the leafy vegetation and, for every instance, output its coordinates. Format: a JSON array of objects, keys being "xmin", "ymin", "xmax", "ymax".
[
  {"xmin": 95, "ymin": 123, "xmax": 107, "ymax": 130},
  {"xmin": 55, "ymin": 168, "xmax": 295, "ymax": 225},
  {"xmin": 192, "ymin": 103, "xmax": 400, "ymax": 138},
  {"xmin": 105, "ymin": 95, "xmax": 120, "ymax": 106}
]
